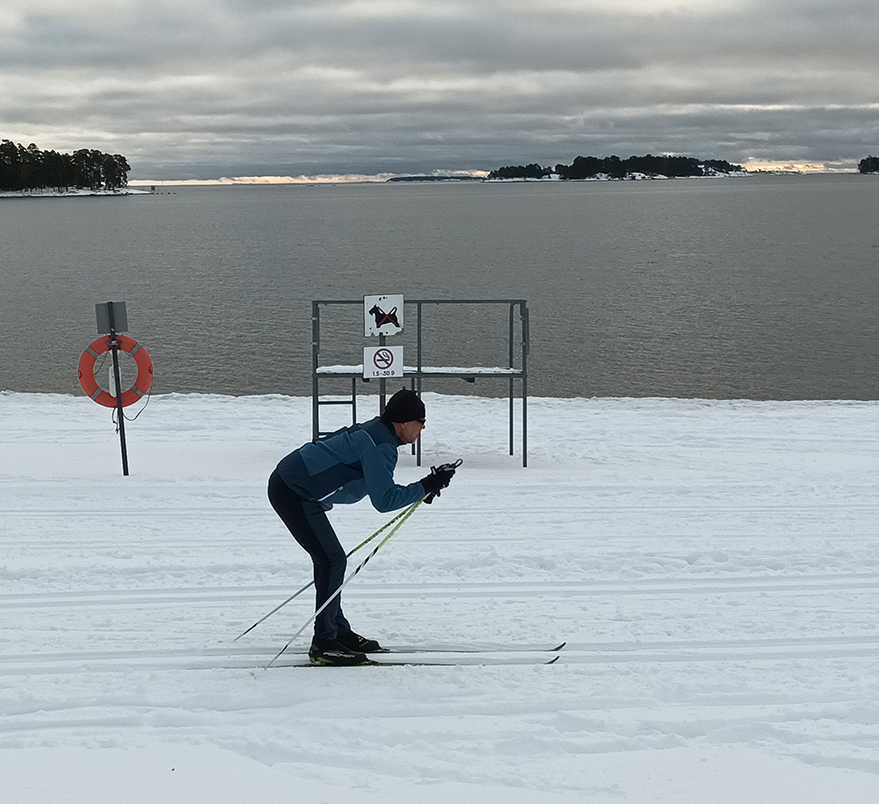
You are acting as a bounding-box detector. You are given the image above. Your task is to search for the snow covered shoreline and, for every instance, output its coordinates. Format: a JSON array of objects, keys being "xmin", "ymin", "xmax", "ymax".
[
  {"xmin": 485, "ymin": 170, "xmax": 752, "ymax": 182},
  {"xmin": 0, "ymin": 188, "xmax": 150, "ymax": 198},
  {"xmin": 2, "ymin": 391, "xmax": 879, "ymax": 803}
]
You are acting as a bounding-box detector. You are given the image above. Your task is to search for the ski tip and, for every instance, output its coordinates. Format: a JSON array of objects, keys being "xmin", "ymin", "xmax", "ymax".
[
  {"xmin": 551, "ymin": 642, "xmax": 566, "ymax": 651},
  {"xmin": 546, "ymin": 656, "xmax": 561, "ymax": 665}
]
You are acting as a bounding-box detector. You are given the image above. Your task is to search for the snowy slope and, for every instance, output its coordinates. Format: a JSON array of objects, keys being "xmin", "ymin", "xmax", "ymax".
[{"xmin": 2, "ymin": 391, "xmax": 879, "ymax": 803}]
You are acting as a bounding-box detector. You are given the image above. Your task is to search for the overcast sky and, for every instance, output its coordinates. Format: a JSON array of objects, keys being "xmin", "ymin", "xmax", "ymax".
[{"xmin": 2, "ymin": 0, "xmax": 877, "ymax": 180}]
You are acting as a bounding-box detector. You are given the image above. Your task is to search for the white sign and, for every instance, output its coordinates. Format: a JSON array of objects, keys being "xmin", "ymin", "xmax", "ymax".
[
  {"xmin": 364, "ymin": 294, "xmax": 404, "ymax": 337},
  {"xmin": 363, "ymin": 346, "xmax": 403, "ymax": 379}
]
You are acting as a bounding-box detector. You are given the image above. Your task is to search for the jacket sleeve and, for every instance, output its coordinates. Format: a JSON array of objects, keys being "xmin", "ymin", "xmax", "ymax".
[{"xmin": 361, "ymin": 442, "xmax": 426, "ymax": 512}]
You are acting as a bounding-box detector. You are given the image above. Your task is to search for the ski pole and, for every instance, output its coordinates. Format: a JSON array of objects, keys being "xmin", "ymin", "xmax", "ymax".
[
  {"xmin": 266, "ymin": 496, "xmax": 425, "ymax": 668},
  {"xmin": 234, "ymin": 503, "xmax": 418, "ymax": 641}
]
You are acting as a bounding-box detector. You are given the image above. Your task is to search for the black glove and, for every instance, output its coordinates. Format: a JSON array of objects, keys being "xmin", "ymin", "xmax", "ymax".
[{"xmin": 420, "ymin": 459, "xmax": 461, "ymax": 503}]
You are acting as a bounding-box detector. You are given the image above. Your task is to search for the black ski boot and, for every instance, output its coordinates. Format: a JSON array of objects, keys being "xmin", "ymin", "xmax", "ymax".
[
  {"xmin": 308, "ymin": 637, "xmax": 370, "ymax": 666},
  {"xmin": 336, "ymin": 631, "xmax": 384, "ymax": 653}
]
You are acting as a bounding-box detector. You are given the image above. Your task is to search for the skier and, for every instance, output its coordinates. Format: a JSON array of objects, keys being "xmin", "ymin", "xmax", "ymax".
[{"xmin": 267, "ymin": 389, "xmax": 457, "ymax": 665}]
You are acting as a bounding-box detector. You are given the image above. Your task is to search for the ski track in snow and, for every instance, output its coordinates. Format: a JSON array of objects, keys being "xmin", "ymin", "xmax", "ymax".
[{"xmin": 2, "ymin": 391, "xmax": 879, "ymax": 801}]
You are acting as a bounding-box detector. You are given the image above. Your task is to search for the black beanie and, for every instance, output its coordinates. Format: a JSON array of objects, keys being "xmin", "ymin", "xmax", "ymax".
[{"xmin": 380, "ymin": 389, "xmax": 425, "ymax": 423}]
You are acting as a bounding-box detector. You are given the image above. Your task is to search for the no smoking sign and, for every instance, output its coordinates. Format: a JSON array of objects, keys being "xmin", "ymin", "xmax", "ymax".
[{"xmin": 363, "ymin": 345, "xmax": 403, "ymax": 379}]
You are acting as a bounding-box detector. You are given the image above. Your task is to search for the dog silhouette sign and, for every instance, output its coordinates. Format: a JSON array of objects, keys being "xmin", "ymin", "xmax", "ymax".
[{"xmin": 364, "ymin": 294, "xmax": 404, "ymax": 337}]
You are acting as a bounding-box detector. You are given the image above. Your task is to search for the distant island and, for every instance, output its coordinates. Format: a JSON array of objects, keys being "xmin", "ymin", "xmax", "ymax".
[
  {"xmin": 386, "ymin": 175, "xmax": 483, "ymax": 182},
  {"xmin": 1, "ymin": 139, "xmax": 131, "ymax": 194},
  {"xmin": 858, "ymin": 156, "xmax": 879, "ymax": 174},
  {"xmin": 488, "ymin": 154, "xmax": 746, "ymax": 181}
]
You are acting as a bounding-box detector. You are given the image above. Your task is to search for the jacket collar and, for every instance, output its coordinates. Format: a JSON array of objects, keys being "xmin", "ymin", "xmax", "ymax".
[{"xmin": 380, "ymin": 416, "xmax": 403, "ymax": 446}]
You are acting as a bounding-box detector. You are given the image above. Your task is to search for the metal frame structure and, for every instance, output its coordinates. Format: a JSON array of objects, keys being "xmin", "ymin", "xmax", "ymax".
[{"xmin": 311, "ymin": 299, "xmax": 529, "ymax": 466}]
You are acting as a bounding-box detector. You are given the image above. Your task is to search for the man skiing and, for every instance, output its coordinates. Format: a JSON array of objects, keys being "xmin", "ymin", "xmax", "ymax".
[{"xmin": 268, "ymin": 389, "xmax": 457, "ymax": 665}]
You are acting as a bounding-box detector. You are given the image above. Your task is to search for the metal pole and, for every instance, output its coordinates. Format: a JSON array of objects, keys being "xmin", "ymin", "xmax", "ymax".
[
  {"xmin": 416, "ymin": 302, "xmax": 423, "ymax": 466},
  {"xmin": 522, "ymin": 303, "xmax": 529, "ymax": 468},
  {"xmin": 107, "ymin": 304, "xmax": 129, "ymax": 476},
  {"xmin": 509, "ymin": 303, "xmax": 515, "ymax": 456},
  {"xmin": 351, "ymin": 377, "xmax": 357, "ymax": 426},
  {"xmin": 312, "ymin": 302, "xmax": 320, "ymax": 441},
  {"xmin": 379, "ymin": 333, "xmax": 387, "ymax": 414}
]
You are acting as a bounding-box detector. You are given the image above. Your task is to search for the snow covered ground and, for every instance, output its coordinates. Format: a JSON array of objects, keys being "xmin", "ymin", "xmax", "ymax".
[{"xmin": 2, "ymin": 391, "xmax": 879, "ymax": 803}]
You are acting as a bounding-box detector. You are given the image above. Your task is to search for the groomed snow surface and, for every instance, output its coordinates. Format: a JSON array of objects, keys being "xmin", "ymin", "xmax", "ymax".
[{"xmin": 2, "ymin": 391, "xmax": 879, "ymax": 803}]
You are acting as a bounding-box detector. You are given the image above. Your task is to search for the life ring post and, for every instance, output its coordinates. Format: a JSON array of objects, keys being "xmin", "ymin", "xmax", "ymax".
[
  {"xmin": 109, "ymin": 331, "xmax": 129, "ymax": 477},
  {"xmin": 105, "ymin": 303, "xmax": 130, "ymax": 476},
  {"xmin": 97, "ymin": 302, "xmax": 133, "ymax": 476},
  {"xmin": 79, "ymin": 302, "xmax": 154, "ymax": 475}
]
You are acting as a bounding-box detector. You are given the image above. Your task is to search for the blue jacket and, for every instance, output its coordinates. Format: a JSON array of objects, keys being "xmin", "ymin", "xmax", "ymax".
[{"xmin": 276, "ymin": 417, "xmax": 426, "ymax": 512}]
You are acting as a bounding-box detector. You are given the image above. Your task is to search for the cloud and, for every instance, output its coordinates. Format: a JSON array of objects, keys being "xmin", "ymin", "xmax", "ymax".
[{"xmin": 2, "ymin": 0, "xmax": 878, "ymax": 179}]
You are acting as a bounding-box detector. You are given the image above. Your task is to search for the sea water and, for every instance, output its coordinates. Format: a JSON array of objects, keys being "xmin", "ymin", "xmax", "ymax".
[{"xmin": 1, "ymin": 174, "xmax": 878, "ymax": 399}]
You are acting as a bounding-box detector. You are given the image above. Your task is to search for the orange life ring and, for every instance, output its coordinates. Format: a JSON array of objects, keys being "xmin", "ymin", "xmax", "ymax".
[{"xmin": 78, "ymin": 334, "xmax": 153, "ymax": 408}]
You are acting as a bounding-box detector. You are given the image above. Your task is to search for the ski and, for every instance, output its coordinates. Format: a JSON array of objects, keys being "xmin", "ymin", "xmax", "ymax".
[
  {"xmin": 256, "ymin": 642, "xmax": 566, "ymax": 670},
  {"xmin": 368, "ymin": 654, "xmax": 561, "ymax": 667},
  {"xmin": 255, "ymin": 641, "xmax": 566, "ymax": 656},
  {"xmin": 268, "ymin": 654, "xmax": 561, "ymax": 668},
  {"xmin": 383, "ymin": 641, "xmax": 566, "ymax": 655}
]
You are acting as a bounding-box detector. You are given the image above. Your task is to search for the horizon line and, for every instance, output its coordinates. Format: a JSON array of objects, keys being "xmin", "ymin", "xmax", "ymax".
[
  {"xmin": 128, "ymin": 171, "xmax": 489, "ymax": 187},
  {"xmin": 128, "ymin": 160, "xmax": 859, "ymax": 187}
]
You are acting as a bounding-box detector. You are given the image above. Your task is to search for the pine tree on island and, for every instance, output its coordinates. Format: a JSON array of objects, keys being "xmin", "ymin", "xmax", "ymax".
[{"xmin": 0, "ymin": 139, "xmax": 131, "ymax": 193}]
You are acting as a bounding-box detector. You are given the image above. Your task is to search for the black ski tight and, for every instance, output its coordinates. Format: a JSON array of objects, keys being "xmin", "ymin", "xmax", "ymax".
[{"xmin": 267, "ymin": 470, "xmax": 351, "ymax": 640}]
